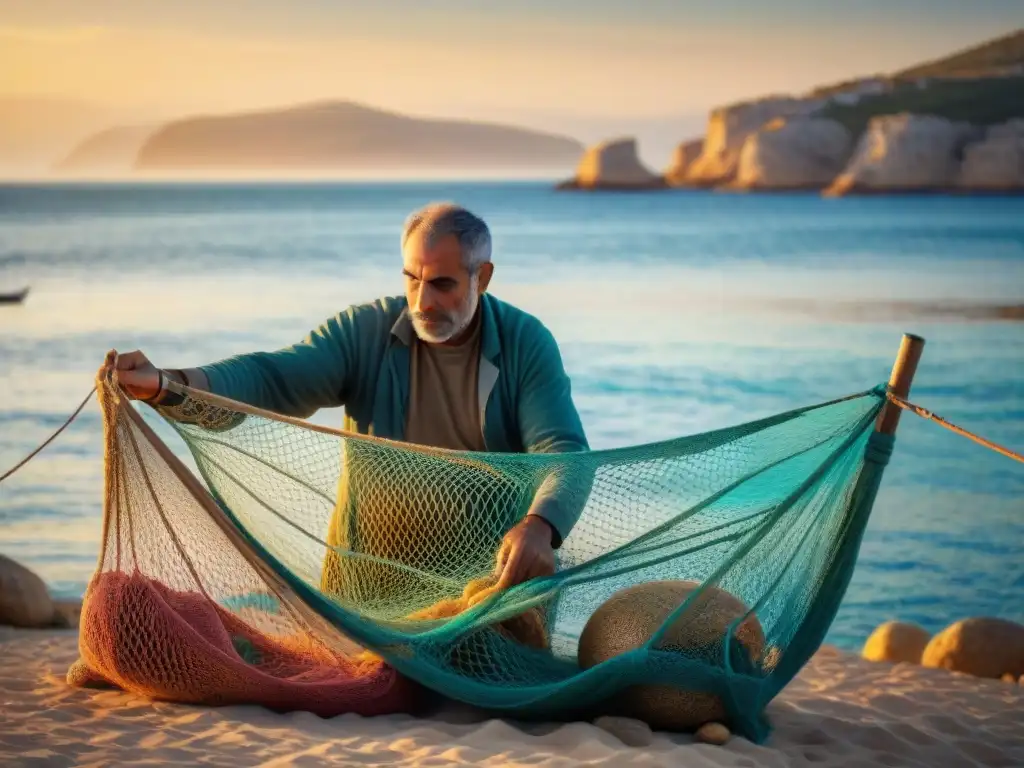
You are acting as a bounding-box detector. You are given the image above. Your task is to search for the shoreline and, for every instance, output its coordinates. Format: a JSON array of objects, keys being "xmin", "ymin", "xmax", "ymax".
[{"xmin": 2, "ymin": 626, "xmax": 1021, "ymax": 766}]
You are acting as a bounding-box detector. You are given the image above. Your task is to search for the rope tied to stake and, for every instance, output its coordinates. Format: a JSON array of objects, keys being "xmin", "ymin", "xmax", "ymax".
[{"xmin": 885, "ymin": 391, "xmax": 1024, "ymax": 465}]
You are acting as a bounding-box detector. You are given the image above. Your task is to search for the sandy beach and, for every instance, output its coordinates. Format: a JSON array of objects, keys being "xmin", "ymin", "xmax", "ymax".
[{"xmin": 1, "ymin": 626, "xmax": 1020, "ymax": 768}]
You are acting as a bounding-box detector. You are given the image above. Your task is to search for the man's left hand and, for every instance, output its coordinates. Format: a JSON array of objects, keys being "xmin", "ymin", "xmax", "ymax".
[{"xmin": 494, "ymin": 515, "xmax": 556, "ymax": 590}]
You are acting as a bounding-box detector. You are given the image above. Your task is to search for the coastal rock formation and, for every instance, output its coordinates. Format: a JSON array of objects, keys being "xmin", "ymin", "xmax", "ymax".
[
  {"xmin": 556, "ymin": 138, "xmax": 665, "ymax": 190},
  {"xmin": 959, "ymin": 119, "xmax": 1024, "ymax": 190},
  {"xmin": 684, "ymin": 97, "xmax": 822, "ymax": 185},
  {"xmin": 0, "ymin": 554, "xmax": 54, "ymax": 628},
  {"xmin": 664, "ymin": 139, "xmax": 703, "ymax": 185},
  {"xmin": 134, "ymin": 101, "xmax": 583, "ymax": 175},
  {"xmin": 921, "ymin": 617, "xmax": 1024, "ymax": 679},
  {"xmin": 732, "ymin": 117, "xmax": 853, "ymax": 190},
  {"xmin": 862, "ymin": 621, "xmax": 931, "ymax": 665},
  {"xmin": 825, "ymin": 113, "xmax": 978, "ymax": 195}
]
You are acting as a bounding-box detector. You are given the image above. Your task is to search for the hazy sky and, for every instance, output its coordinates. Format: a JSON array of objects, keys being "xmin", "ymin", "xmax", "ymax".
[{"xmin": 3, "ymin": 1, "xmax": 1023, "ymax": 125}]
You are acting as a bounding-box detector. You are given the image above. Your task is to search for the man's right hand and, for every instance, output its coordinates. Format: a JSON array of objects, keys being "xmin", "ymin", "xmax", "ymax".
[{"xmin": 101, "ymin": 349, "xmax": 161, "ymax": 401}]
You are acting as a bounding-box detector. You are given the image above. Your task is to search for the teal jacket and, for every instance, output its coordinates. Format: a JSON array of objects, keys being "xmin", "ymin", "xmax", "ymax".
[{"xmin": 199, "ymin": 293, "xmax": 591, "ymax": 544}]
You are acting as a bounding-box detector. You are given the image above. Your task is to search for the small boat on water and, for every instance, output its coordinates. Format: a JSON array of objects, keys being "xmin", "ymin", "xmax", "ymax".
[{"xmin": 0, "ymin": 287, "xmax": 29, "ymax": 305}]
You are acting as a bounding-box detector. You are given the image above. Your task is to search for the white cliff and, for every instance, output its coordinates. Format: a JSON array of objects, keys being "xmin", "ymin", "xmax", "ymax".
[
  {"xmin": 732, "ymin": 117, "xmax": 853, "ymax": 190},
  {"xmin": 684, "ymin": 97, "xmax": 823, "ymax": 185},
  {"xmin": 826, "ymin": 113, "xmax": 979, "ymax": 195}
]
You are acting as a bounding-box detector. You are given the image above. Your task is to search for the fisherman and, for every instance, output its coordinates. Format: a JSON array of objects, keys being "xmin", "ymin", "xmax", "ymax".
[{"xmin": 106, "ymin": 202, "xmax": 590, "ymax": 593}]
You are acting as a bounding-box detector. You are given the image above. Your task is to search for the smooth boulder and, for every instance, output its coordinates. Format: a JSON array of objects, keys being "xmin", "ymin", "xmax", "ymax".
[
  {"xmin": 921, "ymin": 617, "xmax": 1024, "ymax": 679},
  {"xmin": 0, "ymin": 554, "xmax": 55, "ymax": 628},
  {"xmin": 578, "ymin": 579, "xmax": 764, "ymax": 731},
  {"xmin": 862, "ymin": 620, "xmax": 931, "ymax": 665}
]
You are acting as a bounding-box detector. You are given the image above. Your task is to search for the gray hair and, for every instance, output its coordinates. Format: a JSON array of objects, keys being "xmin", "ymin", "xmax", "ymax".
[{"xmin": 401, "ymin": 202, "xmax": 492, "ymax": 272}]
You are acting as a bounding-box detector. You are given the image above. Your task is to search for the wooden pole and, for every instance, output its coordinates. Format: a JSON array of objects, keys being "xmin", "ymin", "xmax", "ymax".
[{"xmin": 876, "ymin": 333, "xmax": 925, "ymax": 435}]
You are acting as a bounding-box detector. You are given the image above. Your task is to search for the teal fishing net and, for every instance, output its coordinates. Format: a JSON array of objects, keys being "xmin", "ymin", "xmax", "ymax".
[{"xmin": 72, "ymin": 373, "xmax": 893, "ymax": 743}]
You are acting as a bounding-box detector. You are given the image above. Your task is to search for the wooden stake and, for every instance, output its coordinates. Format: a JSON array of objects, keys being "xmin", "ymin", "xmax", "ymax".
[{"xmin": 876, "ymin": 333, "xmax": 925, "ymax": 435}]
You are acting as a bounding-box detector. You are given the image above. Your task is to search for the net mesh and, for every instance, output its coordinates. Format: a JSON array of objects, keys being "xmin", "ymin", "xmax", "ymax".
[
  {"xmin": 70, "ymin": 372, "xmax": 894, "ymax": 743},
  {"xmin": 68, "ymin": 378, "xmax": 421, "ymax": 717}
]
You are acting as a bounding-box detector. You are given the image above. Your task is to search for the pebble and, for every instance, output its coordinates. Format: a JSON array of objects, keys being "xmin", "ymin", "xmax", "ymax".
[{"xmin": 695, "ymin": 722, "xmax": 731, "ymax": 746}]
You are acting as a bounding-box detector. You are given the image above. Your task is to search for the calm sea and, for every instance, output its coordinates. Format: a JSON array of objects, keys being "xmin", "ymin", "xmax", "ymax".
[{"xmin": 1, "ymin": 181, "xmax": 1022, "ymax": 651}]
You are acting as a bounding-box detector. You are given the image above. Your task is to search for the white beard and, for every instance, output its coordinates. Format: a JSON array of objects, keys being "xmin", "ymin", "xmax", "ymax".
[{"xmin": 411, "ymin": 276, "xmax": 480, "ymax": 344}]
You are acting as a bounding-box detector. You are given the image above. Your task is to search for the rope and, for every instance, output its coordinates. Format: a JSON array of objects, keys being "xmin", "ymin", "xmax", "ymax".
[
  {"xmin": 887, "ymin": 392, "xmax": 1024, "ymax": 465},
  {"xmin": 0, "ymin": 387, "xmax": 97, "ymax": 483},
  {"xmin": 1, "ymin": 385, "xmax": 1020, "ymax": 485}
]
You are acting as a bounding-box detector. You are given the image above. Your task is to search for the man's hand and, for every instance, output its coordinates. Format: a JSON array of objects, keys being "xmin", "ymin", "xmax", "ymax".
[
  {"xmin": 99, "ymin": 349, "xmax": 161, "ymax": 401},
  {"xmin": 494, "ymin": 515, "xmax": 556, "ymax": 590}
]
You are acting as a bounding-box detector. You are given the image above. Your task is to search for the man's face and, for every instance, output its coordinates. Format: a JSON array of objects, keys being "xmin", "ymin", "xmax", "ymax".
[{"xmin": 403, "ymin": 231, "xmax": 480, "ymax": 344}]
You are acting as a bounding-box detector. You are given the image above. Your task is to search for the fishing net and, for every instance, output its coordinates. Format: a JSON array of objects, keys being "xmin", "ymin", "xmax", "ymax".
[{"xmin": 70, "ymin": 370, "xmax": 895, "ymax": 742}]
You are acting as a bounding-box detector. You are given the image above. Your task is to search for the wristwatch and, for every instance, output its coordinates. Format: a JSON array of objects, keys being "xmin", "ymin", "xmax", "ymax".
[{"xmin": 142, "ymin": 369, "xmax": 189, "ymax": 407}]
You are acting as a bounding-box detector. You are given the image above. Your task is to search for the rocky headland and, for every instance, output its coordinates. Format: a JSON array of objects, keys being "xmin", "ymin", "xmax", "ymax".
[{"xmin": 558, "ymin": 28, "xmax": 1024, "ymax": 195}]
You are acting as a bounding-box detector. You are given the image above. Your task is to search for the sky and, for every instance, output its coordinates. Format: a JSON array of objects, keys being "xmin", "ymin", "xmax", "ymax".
[{"xmin": 1, "ymin": 1, "xmax": 1023, "ymax": 165}]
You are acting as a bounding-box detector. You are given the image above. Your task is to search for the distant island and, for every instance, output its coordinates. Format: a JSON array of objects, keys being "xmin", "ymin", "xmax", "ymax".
[
  {"xmin": 558, "ymin": 28, "xmax": 1024, "ymax": 195},
  {"xmin": 54, "ymin": 101, "xmax": 583, "ymax": 178}
]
